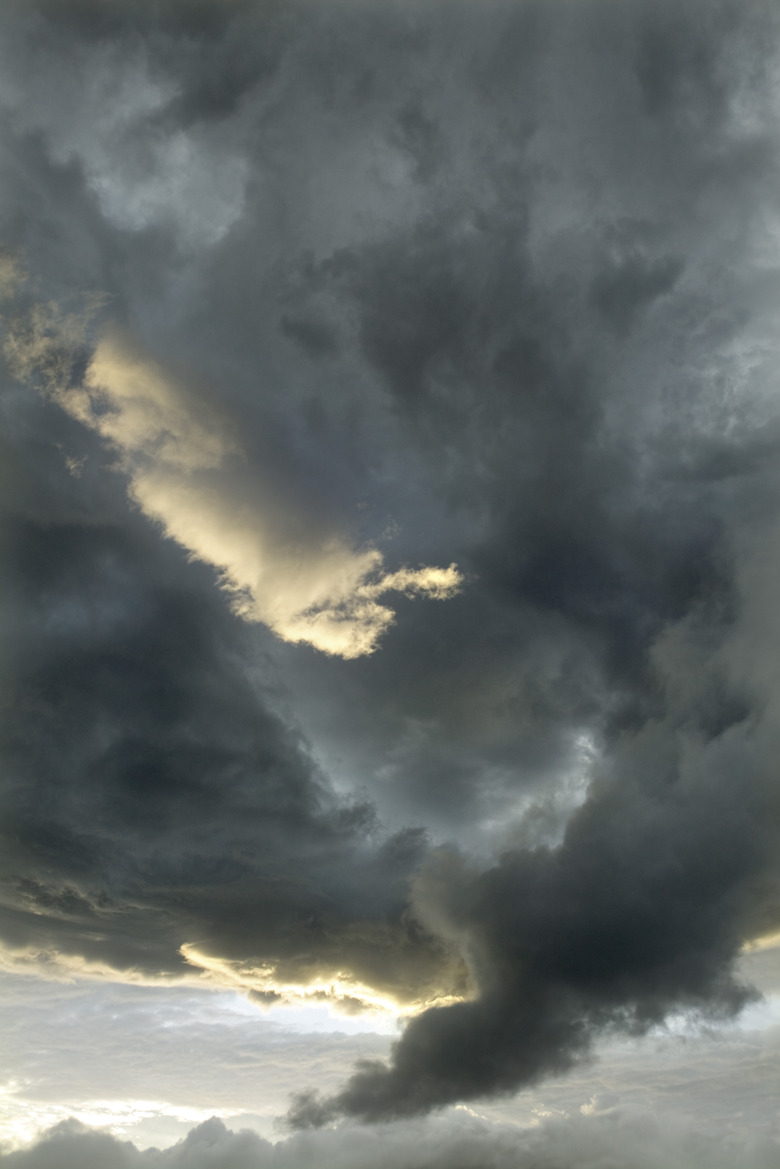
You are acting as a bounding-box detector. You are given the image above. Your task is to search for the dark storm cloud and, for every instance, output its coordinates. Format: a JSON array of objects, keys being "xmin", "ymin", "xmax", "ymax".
[
  {"xmin": 0, "ymin": 473, "xmax": 471, "ymax": 1004},
  {"xmin": 289, "ymin": 678, "xmax": 770, "ymax": 1121},
  {"xmin": 2, "ymin": 0, "xmax": 780, "ymax": 1130},
  {"xmin": 275, "ymin": 0, "xmax": 780, "ymax": 1121}
]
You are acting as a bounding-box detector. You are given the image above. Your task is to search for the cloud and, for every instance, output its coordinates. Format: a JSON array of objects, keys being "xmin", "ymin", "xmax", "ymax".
[
  {"xmin": 0, "ymin": 332, "xmax": 465, "ymax": 1012},
  {"xmin": 3, "ymin": 0, "xmax": 780, "ymax": 1141},
  {"xmin": 2, "ymin": 306, "xmax": 461, "ymax": 658},
  {"xmin": 285, "ymin": 577, "xmax": 780, "ymax": 1123},
  {"xmin": 3, "ymin": 966, "xmax": 780, "ymax": 1155},
  {"xmin": 3, "ymin": 1112, "xmax": 779, "ymax": 1169},
  {"xmin": 0, "ymin": 254, "xmax": 23, "ymax": 302}
]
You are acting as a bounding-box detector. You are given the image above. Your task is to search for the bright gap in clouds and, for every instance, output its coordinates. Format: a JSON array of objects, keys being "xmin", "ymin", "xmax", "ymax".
[
  {"xmin": 1, "ymin": 961, "xmax": 779, "ymax": 1155},
  {"xmin": 0, "ymin": 975, "xmax": 397, "ymax": 1151}
]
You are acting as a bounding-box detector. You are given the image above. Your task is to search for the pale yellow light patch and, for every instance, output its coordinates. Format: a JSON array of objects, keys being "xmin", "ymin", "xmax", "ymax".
[
  {"xmin": 2, "ymin": 298, "xmax": 98, "ymax": 388},
  {"xmin": 180, "ymin": 944, "xmax": 400, "ymax": 1017},
  {"xmin": 0, "ymin": 252, "xmax": 24, "ymax": 301},
  {"xmin": 366, "ymin": 563, "xmax": 463, "ymax": 601},
  {"xmin": 2, "ymin": 298, "xmax": 462, "ymax": 657},
  {"xmin": 179, "ymin": 944, "xmax": 472, "ymax": 1018},
  {"xmin": 0, "ymin": 936, "xmax": 471, "ymax": 1023},
  {"xmin": 743, "ymin": 929, "xmax": 780, "ymax": 953},
  {"xmin": 82, "ymin": 332, "xmax": 234, "ymax": 470},
  {"xmin": 0, "ymin": 941, "xmax": 202, "ymax": 988}
]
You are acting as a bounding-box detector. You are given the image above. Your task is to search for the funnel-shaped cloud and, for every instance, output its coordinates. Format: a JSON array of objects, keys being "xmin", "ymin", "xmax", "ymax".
[{"xmin": 285, "ymin": 585, "xmax": 778, "ymax": 1124}]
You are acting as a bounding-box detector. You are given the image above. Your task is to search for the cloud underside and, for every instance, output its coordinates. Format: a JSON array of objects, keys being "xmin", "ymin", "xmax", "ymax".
[{"xmin": 0, "ymin": 937, "xmax": 471, "ymax": 1021}]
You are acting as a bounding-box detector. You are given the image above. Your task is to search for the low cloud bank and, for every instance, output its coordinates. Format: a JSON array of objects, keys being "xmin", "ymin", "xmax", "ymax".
[{"xmin": 3, "ymin": 1112, "xmax": 778, "ymax": 1169}]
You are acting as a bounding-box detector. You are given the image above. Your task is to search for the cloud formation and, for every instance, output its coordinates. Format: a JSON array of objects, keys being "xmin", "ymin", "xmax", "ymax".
[
  {"xmin": 3, "ymin": 304, "xmax": 460, "ymax": 658},
  {"xmin": 3, "ymin": 1112, "xmax": 779, "ymax": 1169},
  {"xmin": 2, "ymin": 0, "xmax": 780, "ymax": 1143}
]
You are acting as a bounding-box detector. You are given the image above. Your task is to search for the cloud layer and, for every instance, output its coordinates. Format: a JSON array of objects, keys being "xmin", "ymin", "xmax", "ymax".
[{"xmin": 3, "ymin": 1112, "xmax": 779, "ymax": 1169}]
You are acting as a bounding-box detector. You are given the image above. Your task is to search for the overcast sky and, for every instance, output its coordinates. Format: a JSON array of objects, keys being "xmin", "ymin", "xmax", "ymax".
[{"xmin": 2, "ymin": 0, "xmax": 780, "ymax": 1164}]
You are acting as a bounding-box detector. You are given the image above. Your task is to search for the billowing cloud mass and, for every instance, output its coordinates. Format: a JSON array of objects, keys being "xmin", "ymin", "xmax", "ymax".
[{"xmin": 2, "ymin": 0, "xmax": 780, "ymax": 1156}]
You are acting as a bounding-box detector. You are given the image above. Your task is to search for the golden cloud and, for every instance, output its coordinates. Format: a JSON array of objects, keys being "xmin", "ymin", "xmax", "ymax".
[{"xmin": 3, "ymin": 296, "xmax": 462, "ymax": 658}]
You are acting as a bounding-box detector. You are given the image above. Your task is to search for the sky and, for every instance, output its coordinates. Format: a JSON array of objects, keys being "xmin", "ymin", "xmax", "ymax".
[{"xmin": 1, "ymin": 0, "xmax": 780, "ymax": 1164}]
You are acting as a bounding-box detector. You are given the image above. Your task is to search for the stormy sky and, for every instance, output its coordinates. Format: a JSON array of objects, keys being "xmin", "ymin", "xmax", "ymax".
[{"xmin": 2, "ymin": 0, "xmax": 780, "ymax": 1162}]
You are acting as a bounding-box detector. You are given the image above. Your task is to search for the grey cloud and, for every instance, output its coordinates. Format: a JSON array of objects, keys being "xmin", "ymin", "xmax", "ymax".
[
  {"xmin": 3, "ymin": 1112, "xmax": 780, "ymax": 1169},
  {"xmin": 287, "ymin": 588, "xmax": 775, "ymax": 1120},
  {"xmin": 0, "ymin": 478, "xmax": 459, "ymax": 999},
  {"xmin": 288, "ymin": 735, "xmax": 768, "ymax": 1122},
  {"xmin": 590, "ymin": 252, "xmax": 684, "ymax": 337},
  {"xmin": 275, "ymin": 0, "xmax": 780, "ymax": 829},
  {"xmin": 2, "ymin": 0, "xmax": 780, "ymax": 1132}
]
